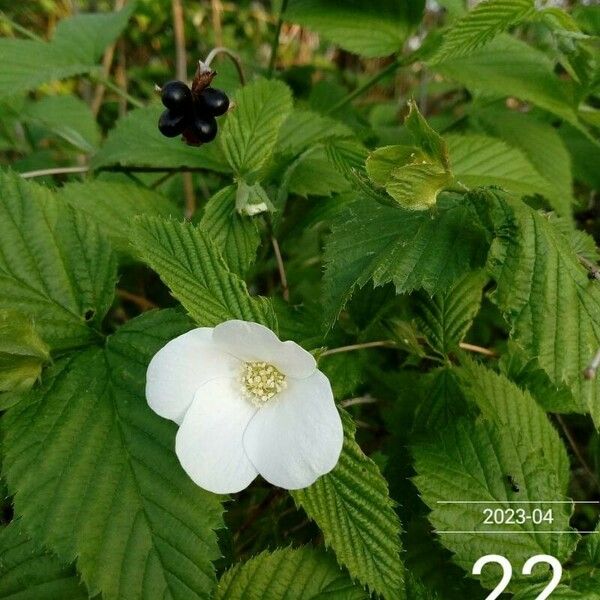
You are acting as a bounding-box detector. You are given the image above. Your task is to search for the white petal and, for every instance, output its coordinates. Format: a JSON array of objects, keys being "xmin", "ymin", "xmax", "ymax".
[
  {"xmin": 146, "ymin": 328, "xmax": 241, "ymax": 425},
  {"xmin": 175, "ymin": 378, "xmax": 258, "ymax": 494},
  {"xmin": 243, "ymin": 370, "xmax": 343, "ymax": 490},
  {"xmin": 212, "ymin": 320, "xmax": 316, "ymax": 379}
]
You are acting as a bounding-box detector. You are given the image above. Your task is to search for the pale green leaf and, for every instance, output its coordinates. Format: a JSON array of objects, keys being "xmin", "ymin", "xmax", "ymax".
[
  {"xmin": 215, "ymin": 546, "xmax": 367, "ymax": 600},
  {"xmin": 58, "ymin": 180, "xmax": 177, "ymax": 257},
  {"xmin": 323, "ymin": 195, "xmax": 489, "ymax": 324},
  {"xmin": 91, "ymin": 106, "xmax": 229, "ymax": 172},
  {"xmin": 431, "ymin": 35, "xmax": 579, "ymax": 127},
  {"xmin": 0, "ymin": 170, "xmax": 117, "ymax": 351},
  {"xmin": 199, "ymin": 185, "xmax": 261, "ymax": 276},
  {"xmin": 0, "ymin": 521, "xmax": 88, "ymax": 599},
  {"xmin": 447, "ymin": 134, "xmax": 569, "ymax": 215},
  {"xmin": 0, "ymin": 4, "xmax": 134, "ymax": 97},
  {"xmin": 432, "ymin": 0, "xmax": 535, "ymax": 61},
  {"xmin": 220, "ymin": 79, "xmax": 293, "ymax": 178},
  {"xmin": 366, "ymin": 145, "xmax": 426, "ymax": 187},
  {"xmin": 2, "ymin": 310, "xmax": 225, "ymax": 600},
  {"xmin": 291, "ymin": 411, "xmax": 404, "ymax": 598},
  {"xmin": 286, "ymin": 0, "xmax": 424, "ymax": 58},
  {"xmin": 405, "ymin": 100, "xmax": 450, "ymax": 170},
  {"xmin": 386, "ymin": 162, "xmax": 453, "ymax": 210},
  {"xmin": 0, "ymin": 309, "xmax": 49, "ymax": 392},
  {"xmin": 415, "ymin": 271, "xmax": 485, "ymax": 355},
  {"xmin": 131, "ymin": 216, "xmax": 276, "ymax": 329}
]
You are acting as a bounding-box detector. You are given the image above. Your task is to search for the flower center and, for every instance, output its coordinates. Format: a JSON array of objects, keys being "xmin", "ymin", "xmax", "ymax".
[{"xmin": 241, "ymin": 361, "xmax": 287, "ymax": 407}]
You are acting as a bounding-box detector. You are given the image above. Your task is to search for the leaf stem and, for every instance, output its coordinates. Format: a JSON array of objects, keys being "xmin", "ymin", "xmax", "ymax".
[
  {"xmin": 89, "ymin": 73, "xmax": 145, "ymax": 109},
  {"xmin": 458, "ymin": 342, "xmax": 498, "ymax": 357},
  {"xmin": 327, "ymin": 55, "xmax": 413, "ymax": 114},
  {"xmin": 20, "ymin": 166, "xmax": 89, "ymax": 179},
  {"xmin": 0, "ymin": 11, "xmax": 44, "ymax": 42},
  {"xmin": 321, "ymin": 341, "xmax": 396, "ymax": 357},
  {"xmin": 267, "ymin": 0, "xmax": 289, "ymax": 77},
  {"xmin": 271, "ymin": 236, "xmax": 289, "ymax": 301},
  {"xmin": 116, "ymin": 289, "xmax": 157, "ymax": 311}
]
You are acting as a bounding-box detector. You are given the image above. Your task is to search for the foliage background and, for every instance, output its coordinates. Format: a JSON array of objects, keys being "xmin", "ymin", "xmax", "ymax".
[{"xmin": 0, "ymin": 0, "xmax": 599, "ymax": 598}]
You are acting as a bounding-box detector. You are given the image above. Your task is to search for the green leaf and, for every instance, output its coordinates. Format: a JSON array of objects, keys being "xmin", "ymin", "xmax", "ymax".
[
  {"xmin": 291, "ymin": 411, "xmax": 404, "ymax": 599},
  {"xmin": 0, "ymin": 309, "xmax": 49, "ymax": 392},
  {"xmin": 0, "ymin": 521, "xmax": 88, "ymax": 599},
  {"xmin": 514, "ymin": 584, "xmax": 600, "ymax": 600},
  {"xmin": 276, "ymin": 109, "xmax": 354, "ymax": 158},
  {"xmin": 323, "ymin": 195, "xmax": 489, "ymax": 325},
  {"xmin": 431, "ymin": 35, "xmax": 580, "ymax": 127},
  {"xmin": 2, "ymin": 310, "xmax": 225, "ymax": 600},
  {"xmin": 412, "ymin": 416, "xmax": 579, "ymax": 589},
  {"xmin": 457, "ymin": 360, "xmax": 571, "ymax": 493},
  {"xmin": 473, "ymin": 189, "xmax": 600, "ymax": 425},
  {"xmin": 91, "ymin": 106, "xmax": 229, "ymax": 172},
  {"xmin": 447, "ymin": 134, "xmax": 569, "ymax": 216},
  {"xmin": 21, "ymin": 95, "xmax": 100, "ymax": 153},
  {"xmin": 214, "ymin": 546, "xmax": 367, "ymax": 600},
  {"xmin": 286, "ymin": 0, "xmax": 424, "ymax": 58},
  {"xmin": 199, "ymin": 185, "xmax": 261, "ymax": 276},
  {"xmin": 432, "ymin": 0, "xmax": 535, "ymax": 61},
  {"xmin": 0, "ymin": 170, "xmax": 117, "ymax": 351},
  {"xmin": 220, "ymin": 79, "xmax": 293, "ymax": 178},
  {"xmin": 58, "ymin": 180, "xmax": 177, "ymax": 257},
  {"xmin": 474, "ymin": 108, "xmax": 574, "ymax": 216},
  {"xmin": 285, "ymin": 145, "xmax": 352, "ymax": 198},
  {"xmin": 415, "ymin": 272, "xmax": 485, "ymax": 356},
  {"xmin": 412, "ymin": 367, "xmax": 475, "ymax": 434},
  {"xmin": 0, "ymin": 4, "xmax": 134, "ymax": 97},
  {"xmin": 131, "ymin": 216, "xmax": 276, "ymax": 329}
]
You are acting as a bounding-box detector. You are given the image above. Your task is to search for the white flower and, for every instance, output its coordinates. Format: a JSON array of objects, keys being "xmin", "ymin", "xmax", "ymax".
[{"xmin": 146, "ymin": 319, "xmax": 343, "ymax": 494}]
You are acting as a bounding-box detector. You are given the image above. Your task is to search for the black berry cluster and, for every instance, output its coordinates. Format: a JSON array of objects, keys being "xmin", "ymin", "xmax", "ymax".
[{"xmin": 158, "ymin": 80, "xmax": 229, "ymax": 145}]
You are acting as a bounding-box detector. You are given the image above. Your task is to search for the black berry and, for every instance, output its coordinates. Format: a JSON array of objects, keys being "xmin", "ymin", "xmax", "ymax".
[
  {"xmin": 196, "ymin": 88, "xmax": 229, "ymax": 117},
  {"xmin": 161, "ymin": 80, "xmax": 193, "ymax": 112},
  {"xmin": 190, "ymin": 114, "xmax": 218, "ymax": 143},
  {"xmin": 158, "ymin": 110, "xmax": 187, "ymax": 137}
]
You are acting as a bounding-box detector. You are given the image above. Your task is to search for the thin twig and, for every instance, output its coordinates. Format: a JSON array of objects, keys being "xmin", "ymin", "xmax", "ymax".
[
  {"xmin": 116, "ymin": 289, "xmax": 157, "ymax": 311},
  {"xmin": 171, "ymin": 0, "xmax": 197, "ymax": 218},
  {"xmin": 321, "ymin": 341, "xmax": 396, "ymax": 357},
  {"xmin": 555, "ymin": 414, "xmax": 600, "ymax": 493},
  {"xmin": 458, "ymin": 342, "xmax": 498, "ymax": 357},
  {"xmin": 20, "ymin": 166, "xmax": 89, "ymax": 179},
  {"xmin": 211, "ymin": 0, "xmax": 223, "ymax": 48},
  {"xmin": 267, "ymin": 0, "xmax": 289, "ymax": 77},
  {"xmin": 91, "ymin": 0, "xmax": 127, "ymax": 115},
  {"xmin": 584, "ymin": 348, "xmax": 600, "ymax": 380},
  {"xmin": 271, "ymin": 236, "xmax": 289, "ymax": 301}
]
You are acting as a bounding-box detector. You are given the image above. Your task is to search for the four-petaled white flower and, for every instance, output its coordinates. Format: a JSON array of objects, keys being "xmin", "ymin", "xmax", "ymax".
[{"xmin": 146, "ymin": 320, "xmax": 343, "ymax": 494}]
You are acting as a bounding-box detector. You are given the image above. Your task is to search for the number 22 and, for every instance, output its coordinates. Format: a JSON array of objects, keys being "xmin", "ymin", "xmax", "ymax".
[{"xmin": 472, "ymin": 554, "xmax": 562, "ymax": 600}]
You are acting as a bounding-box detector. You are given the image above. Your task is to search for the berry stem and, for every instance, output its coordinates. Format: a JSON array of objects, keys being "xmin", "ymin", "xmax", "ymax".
[
  {"xmin": 267, "ymin": 0, "xmax": 289, "ymax": 77},
  {"xmin": 202, "ymin": 47, "xmax": 245, "ymax": 85}
]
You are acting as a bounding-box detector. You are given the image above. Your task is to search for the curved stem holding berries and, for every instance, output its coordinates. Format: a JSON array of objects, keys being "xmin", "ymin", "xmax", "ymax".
[{"xmin": 201, "ymin": 47, "xmax": 245, "ymax": 86}]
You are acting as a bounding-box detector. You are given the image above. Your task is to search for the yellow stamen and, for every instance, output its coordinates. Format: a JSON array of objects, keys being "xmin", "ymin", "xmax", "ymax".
[{"xmin": 241, "ymin": 361, "xmax": 287, "ymax": 407}]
